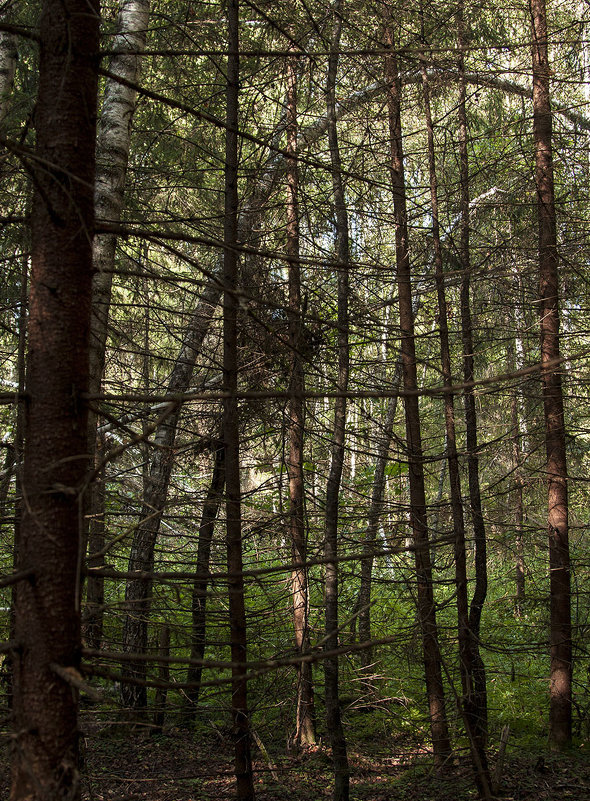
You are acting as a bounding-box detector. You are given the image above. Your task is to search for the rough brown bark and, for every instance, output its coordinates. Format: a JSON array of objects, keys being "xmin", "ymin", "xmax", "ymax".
[
  {"xmin": 286, "ymin": 45, "xmax": 316, "ymax": 748},
  {"xmin": 224, "ymin": 1, "xmax": 254, "ymax": 796},
  {"xmin": 10, "ymin": 0, "xmax": 99, "ymax": 797},
  {"xmin": 530, "ymin": 0, "xmax": 572, "ymax": 748},
  {"xmin": 383, "ymin": 22, "xmax": 451, "ymax": 769},
  {"xmin": 323, "ymin": 4, "xmax": 350, "ymax": 799}
]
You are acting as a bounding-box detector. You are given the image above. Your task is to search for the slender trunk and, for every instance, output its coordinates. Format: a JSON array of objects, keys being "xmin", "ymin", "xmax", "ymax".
[
  {"xmin": 10, "ymin": 1, "xmax": 99, "ymax": 797},
  {"xmin": 421, "ymin": 45, "xmax": 490, "ymax": 796},
  {"xmin": 530, "ymin": 0, "xmax": 572, "ymax": 748},
  {"xmin": 224, "ymin": 2, "xmax": 254, "ymax": 797},
  {"xmin": 86, "ymin": 0, "xmax": 151, "ymax": 651},
  {"xmin": 457, "ymin": 4, "xmax": 489, "ymax": 750},
  {"xmin": 506, "ymin": 314, "xmax": 526, "ymax": 614},
  {"xmin": 511, "ymin": 383, "xmax": 526, "ymax": 614},
  {"xmin": 0, "ymin": 445, "xmax": 14, "ymax": 518},
  {"xmin": 383, "ymin": 22, "xmax": 451, "ymax": 768},
  {"xmin": 120, "ymin": 279, "xmax": 221, "ymax": 711},
  {"xmin": 9, "ymin": 252, "xmax": 27, "ymax": 664},
  {"xmin": 0, "ymin": 22, "xmax": 16, "ymax": 125},
  {"xmin": 286, "ymin": 45, "xmax": 316, "ymax": 748},
  {"xmin": 184, "ymin": 441, "xmax": 225, "ymax": 717},
  {"xmin": 152, "ymin": 624, "xmax": 170, "ymax": 733},
  {"xmin": 324, "ymin": 3, "xmax": 350, "ymax": 798},
  {"xmin": 357, "ymin": 376, "xmax": 399, "ymax": 669}
]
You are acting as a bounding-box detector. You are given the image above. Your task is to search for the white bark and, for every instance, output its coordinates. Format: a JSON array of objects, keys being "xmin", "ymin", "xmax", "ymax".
[{"xmin": 90, "ymin": 0, "xmax": 150, "ymax": 392}]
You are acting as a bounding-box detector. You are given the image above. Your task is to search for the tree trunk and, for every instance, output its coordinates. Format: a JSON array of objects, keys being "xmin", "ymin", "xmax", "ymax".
[
  {"xmin": 357, "ymin": 377, "xmax": 399, "ymax": 671},
  {"xmin": 224, "ymin": 1, "xmax": 254, "ymax": 797},
  {"xmin": 6, "ymin": 252, "xmax": 28, "ymax": 710},
  {"xmin": 0, "ymin": 18, "xmax": 16, "ymax": 125},
  {"xmin": 457, "ymin": 4, "xmax": 489, "ymax": 752},
  {"xmin": 184, "ymin": 440, "xmax": 225, "ymax": 718},
  {"xmin": 152, "ymin": 624, "xmax": 170, "ymax": 734},
  {"xmin": 10, "ymin": 0, "xmax": 99, "ymax": 797},
  {"xmin": 120, "ymin": 279, "xmax": 221, "ymax": 712},
  {"xmin": 85, "ymin": 0, "xmax": 151, "ymax": 652},
  {"xmin": 383, "ymin": 21, "xmax": 451, "ymax": 769},
  {"xmin": 506, "ymin": 320, "xmax": 526, "ymax": 615},
  {"xmin": 286, "ymin": 44, "xmax": 316, "ymax": 748},
  {"xmin": 530, "ymin": 0, "xmax": 572, "ymax": 748},
  {"xmin": 117, "ymin": 40, "xmax": 362, "ymax": 711},
  {"xmin": 511, "ymin": 387, "xmax": 526, "ymax": 615},
  {"xmin": 323, "ymin": 4, "xmax": 350, "ymax": 799},
  {"xmin": 421, "ymin": 45, "xmax": 490, "ymax": 796}
]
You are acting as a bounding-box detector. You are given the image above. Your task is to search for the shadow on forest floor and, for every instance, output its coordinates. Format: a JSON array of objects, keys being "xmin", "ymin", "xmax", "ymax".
[
  {"xmin": 2, "ymin": 715, "xmax": 590, "ymax": 800},
  {"xmin": 71, "ymin": 718, "xmax": 590, "ymax": 801}
]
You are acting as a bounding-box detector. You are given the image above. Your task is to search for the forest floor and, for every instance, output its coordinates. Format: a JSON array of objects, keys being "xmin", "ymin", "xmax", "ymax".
[
  {"xmin": 3, "ymin": 713, "xmax": 590, "ymax": 799},
  {"xmin": 74, "ymin": 717, "xmax": 590, "ymax": 801}
]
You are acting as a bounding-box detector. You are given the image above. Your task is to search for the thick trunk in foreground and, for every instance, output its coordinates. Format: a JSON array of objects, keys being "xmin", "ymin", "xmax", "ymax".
[
  {"xmin": 383, "ymin": 23, "xmax": 451, "ymax": 768},
  {"xmin": 10, "ymin": 1, "xmax": 99, "ymax": 797},
  {"xmin": 530, "ymin": 0, "xmax": 572, "ymax": 748},
  {"xmin": 286, "ymin": 45, "xmax": 315, "ymax": 748},
  {"xmin": 324, "ymin": 4, "xmax": 350, "ymax": 798}
]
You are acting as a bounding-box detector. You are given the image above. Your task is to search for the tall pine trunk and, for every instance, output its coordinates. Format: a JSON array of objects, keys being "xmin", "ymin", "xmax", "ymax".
[
  {"xmin": 457, "ymin": 3, "xmax": 489, "ymax": 750},
  {"xmin": 224, "ymin": 1, "xmax": 254, "ymax": 796},
  {"xmin": 383, "ymin": 22, "xmax": 451, "ymax": 769},
  {"xmin": 324, "ymin": 3, "xmax": 350, "ymax": 797},
  {"xmin": 286, "ymin": 46, "xmax": 316, "ymax": 747},
  {"xmin": 530, "ymin": 0, "xmax": 572, "ymax": 748},
  {"xmin": 10, "ymin": 1, "xmax": 99, "ymax": 797},
  {"xmin": 421, "ymin": 46, "xmax": 490, "ymax": 796}
]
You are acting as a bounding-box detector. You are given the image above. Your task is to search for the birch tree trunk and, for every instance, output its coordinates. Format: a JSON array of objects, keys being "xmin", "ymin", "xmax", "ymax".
[
  {"xmin": 10, "ymin": 1, "xmax": 99, "ymax": 797},
  {"xmin": 86, "ymin": 0, "xmax": 150, "ymax": 651},
  {"xmin": 530, "ymin": 0, "xmax": 572, "ymax": 748}
]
